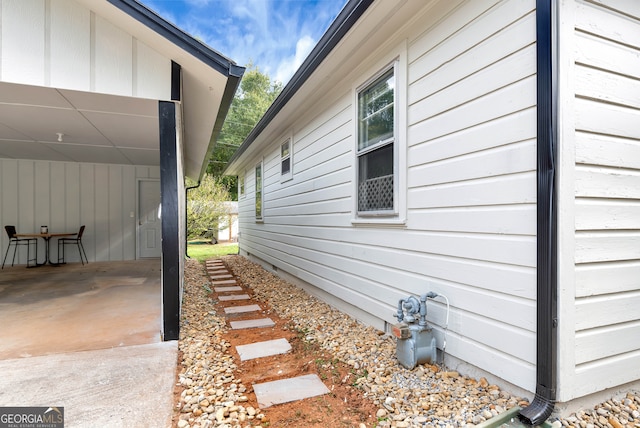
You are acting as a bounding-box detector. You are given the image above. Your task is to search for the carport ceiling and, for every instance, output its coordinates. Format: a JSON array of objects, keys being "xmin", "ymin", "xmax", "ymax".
[{"xmin": 0, "ymin": 80, "xmax": 159, "ymax": 166}]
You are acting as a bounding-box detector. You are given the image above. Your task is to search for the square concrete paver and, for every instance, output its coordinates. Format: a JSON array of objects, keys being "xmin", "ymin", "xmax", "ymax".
[
  {"xmin": 229, "ymin": 318, "xmax": 275, "ymax": 329},
  {"xmin": 235, "ymin": 338, "xmax": 291, "ymax": 361},
  {"xmin": 253, "ymin": 374, "xmax": 330, "ymax": 408},
  {"xmin": 211, "ymin": 279, "xmax": 237, "ymax": 286},
  {"xmin": 214, "ymin": 286, "xmax": 242, "ymax": 292},
  {"xmin": 218, "ymin": 294, "xmax": 250, "ymax": 301},
  {"xmin": 224, "ymin": 304, "xmax": 262, "ymax": 314}
]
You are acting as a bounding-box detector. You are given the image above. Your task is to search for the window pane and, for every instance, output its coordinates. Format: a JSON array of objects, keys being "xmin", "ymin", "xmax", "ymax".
[
  {"xmin": 281, "ymin": 157, "xmax": 290, "ymax": 175},
  {"xmin": 255, "ymin": 165, "xmax": 262, "ymax": 219},
  {"xmin": 358, "ymin": 69, "xmax": 394, "ymax": 151},
  {"xmin": 281, "ymin": 141, "xmax": 290, "ymax": 157},
  {"xmin": 358, "ymin": 143, "xmax": 394, "ymax": 211}
]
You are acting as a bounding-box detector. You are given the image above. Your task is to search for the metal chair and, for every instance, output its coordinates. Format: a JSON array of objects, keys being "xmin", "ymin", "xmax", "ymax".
[
  {"xmin": 57, "ymin": 225, "xmax": 88, "ymax": 265},
  {"xmin": 2, "ymin": 225, "xmax": 38, "ymax": 268}
]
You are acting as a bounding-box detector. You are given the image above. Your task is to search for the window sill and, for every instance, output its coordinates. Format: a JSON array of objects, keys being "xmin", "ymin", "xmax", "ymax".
[{"xmin": 351, "ymin": 218, "xmax": 406, "ymax": 228}]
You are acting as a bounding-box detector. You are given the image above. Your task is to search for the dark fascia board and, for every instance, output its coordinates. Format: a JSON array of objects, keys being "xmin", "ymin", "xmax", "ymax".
[
  {"xmin": 225, "ymin": 0, "xmax": 374, "ymax": 170},
  {"xmin": 107, "ymin": 0, "xmax": 244, "ymax": 78}
]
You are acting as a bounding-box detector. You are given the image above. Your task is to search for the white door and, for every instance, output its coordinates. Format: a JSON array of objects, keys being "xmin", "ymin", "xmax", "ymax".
[{"xmin": 138, "ymin": 180, "xmax": 161, "ymax": 258}]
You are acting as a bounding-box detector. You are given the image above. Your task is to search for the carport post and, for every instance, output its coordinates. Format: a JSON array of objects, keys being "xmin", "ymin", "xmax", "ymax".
[{"xmin": 159, "ymin": 100, "xmax": 180, "ymax": 341}]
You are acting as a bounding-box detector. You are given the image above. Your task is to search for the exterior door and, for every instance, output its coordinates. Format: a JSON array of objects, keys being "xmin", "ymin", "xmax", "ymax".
[{"xmin": 138, "ymin": 179, "xmax": 161, "ymax": 258}]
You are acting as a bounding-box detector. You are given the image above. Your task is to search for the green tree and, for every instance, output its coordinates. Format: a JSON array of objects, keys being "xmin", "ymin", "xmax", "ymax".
[
  {"xmin": 187, "ymin": 174, "xmax": 232, "ymax": 240},
  {"xmin": 208, "ymin": 64, "xmax": 282, "ymax": 199}
]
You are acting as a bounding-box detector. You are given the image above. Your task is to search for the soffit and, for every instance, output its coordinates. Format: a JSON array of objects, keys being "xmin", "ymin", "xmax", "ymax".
[{"xmin": 0, "ymin": 81, "xmax": 159, "ymax": 166}]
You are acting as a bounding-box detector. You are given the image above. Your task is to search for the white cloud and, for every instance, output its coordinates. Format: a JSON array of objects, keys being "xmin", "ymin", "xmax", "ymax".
[{"xmin": 275, "ymin": 35, "xmax": 315, "ymax": 84}]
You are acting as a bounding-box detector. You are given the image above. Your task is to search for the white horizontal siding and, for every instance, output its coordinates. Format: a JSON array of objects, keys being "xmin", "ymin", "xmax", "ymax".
[
  {"xmin": 0, "ymin": 0, "xmax": 170, "ymax": 99},
  {"xmin": 236, "ymin": 0, "xmax": 538, "ymax": 394},
  {"xmin": 406, "ymin": 0, "xmax": 537, "ymax": 391},
  {"xmin": 569, "ymin": 0, "xmax": 640, "ymax": 399},
  {"xmin": 0, "ymin": 158, "xmax": 158, "ymax": 264}
]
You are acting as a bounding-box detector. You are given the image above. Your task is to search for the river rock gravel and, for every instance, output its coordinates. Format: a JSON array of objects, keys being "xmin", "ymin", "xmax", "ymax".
[{"xmin": 174, "ymin": 256, "xmax": 640, "ymax": 428}]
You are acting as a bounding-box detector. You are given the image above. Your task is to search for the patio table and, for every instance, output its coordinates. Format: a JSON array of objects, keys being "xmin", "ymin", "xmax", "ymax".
[{"xmin": 15, "ymin": 232, "xmax": 76, "ymax": 267}]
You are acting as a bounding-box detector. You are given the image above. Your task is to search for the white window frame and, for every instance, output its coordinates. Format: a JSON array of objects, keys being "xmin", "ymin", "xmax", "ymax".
[
  {"xmin": 280, "ymin": 136, "xmax": 293, "ymax": 182},
  {"xmin": 352, "ymin": 43, "xmax": 407, "ymax": 226},
  {"xmin": 255, "ymin": 160, "xmax": 263, "ymax": 221}
]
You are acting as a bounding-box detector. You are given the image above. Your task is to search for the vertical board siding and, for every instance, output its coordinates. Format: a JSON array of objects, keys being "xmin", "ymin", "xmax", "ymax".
[
  {"xmin": 94, "ymin": 15, "xmax": 133, "ymax": 96},
  {"xmin": 572, "ymin": 0, "xmax": 640, "ymax": 396},
  {"xmin": 0, "ymin": 0, "xmax": 170, "ymax": 99},
  {"xmin": 50, "ymin": 0, "xmax": 91, "ymax": 90},
  {"xmin": 237, "ymin": 0, "xmax": 538, "ymax": 392},
  {"xmin": 0, "ymin": 0, "xmax": 45, "ymax": 84},
  {"xmin": 0, "ymin": 158, "xmax": 157, "ymax": 264}
]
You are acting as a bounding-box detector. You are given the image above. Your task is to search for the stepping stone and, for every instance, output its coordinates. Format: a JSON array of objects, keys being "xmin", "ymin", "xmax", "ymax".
[
  {"xmin": 235, "ymin": 338, "xmax": 291, "ymax": 361},
  {"xmin": 230, "ymin": 318, "xmax": 274, "ymax": 329},
  {"xmin": 210, "ymin": 274, "xmax": 233, "ymax": 280},
  {"xmin": 214, "ymin": 286, "xmax": 242, "ymax": 292},
  {"xmin": 211, "ymin": 279, "xmax": 237, "ymax": 285},
  {"xmin": 224, "ymin": 304, "xmax": 262, "ymax": 314},
  {"xmin": 207, "ymin": 269, "xmax": 228, "ymax": 274},
  {"xmin": 219, "ymin": 294, "xmax": 250, "ymax": 301},
  {"xmin": 253, "ymin": 374, "xmax": 330, "ymax": 408}
]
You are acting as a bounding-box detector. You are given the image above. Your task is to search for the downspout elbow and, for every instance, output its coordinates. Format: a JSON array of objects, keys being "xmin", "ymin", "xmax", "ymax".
[{"xmin": 518, "ymin": 385, "xmax": 555, "ymax": 426}]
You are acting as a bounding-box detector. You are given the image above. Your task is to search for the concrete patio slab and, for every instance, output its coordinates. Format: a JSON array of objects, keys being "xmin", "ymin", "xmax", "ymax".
[
  {"xmin": 214, "ymin": 286, "xmax": 242, "ymax": 292},
  {"xmin": 230, "ymin": 318, "xmax": 275, "ymax": 329},
  {"xmin": 224, "ymin": 304, "xmax": 262, "ymax": 314},
  {"xmin": 0, "ymin": 341, "xmax": 177, "ymax": 428},
  {"xmin": 219, "ymin": 294, "xmax": 250, "ymax": 301},
  {"xmin": 235, "ymin": 338, "xmax": 291, "ymax": 361},
  {"xmin": 253, "ymin": 374, "xmax": 330, "ymax": 408},
  {"xmin": 0, "ymin": 260, "xmax": 161, "ymax": 359}
]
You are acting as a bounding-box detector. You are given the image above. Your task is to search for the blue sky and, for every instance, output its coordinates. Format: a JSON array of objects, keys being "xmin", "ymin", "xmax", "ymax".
[{"xmin": 140, "ymin": 0, "xmax": 348, "ymax": 84}]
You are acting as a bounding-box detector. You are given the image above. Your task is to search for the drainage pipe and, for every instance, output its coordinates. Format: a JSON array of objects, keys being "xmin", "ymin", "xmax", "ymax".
[
  {"xmin": 185, "ymin": 181, "xmax": 201, "ymax": 259},
  {"xmin": 518, "ymin": 0, "xmax": 557, "ymax": 425}
]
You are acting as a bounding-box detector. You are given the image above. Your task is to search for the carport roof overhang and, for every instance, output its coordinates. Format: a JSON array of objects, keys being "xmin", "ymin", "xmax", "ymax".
[
  {"xmin": 0, "ymin": 0, "xmax": 243, "ymax": 182},
  {"xmin": 102, "ymin": 0, "xmax": 244, "ymax": 181}
]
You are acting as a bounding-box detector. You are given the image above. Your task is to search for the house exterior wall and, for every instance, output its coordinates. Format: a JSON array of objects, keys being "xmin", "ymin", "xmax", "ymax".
[
  {"xmin": 236, "ymin": 0, "xmax": 539, "ymax": 393},
  {"xmin": 0, "ymin": 0, "xmax": 171, "ymax": 99},
  {"xmin": 0, "ymin": 158, "xmax": 159, "ymax": 263},
  {"xmin": 556, "ymin": 0, "xmax": 640, "ymax": 402}
]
